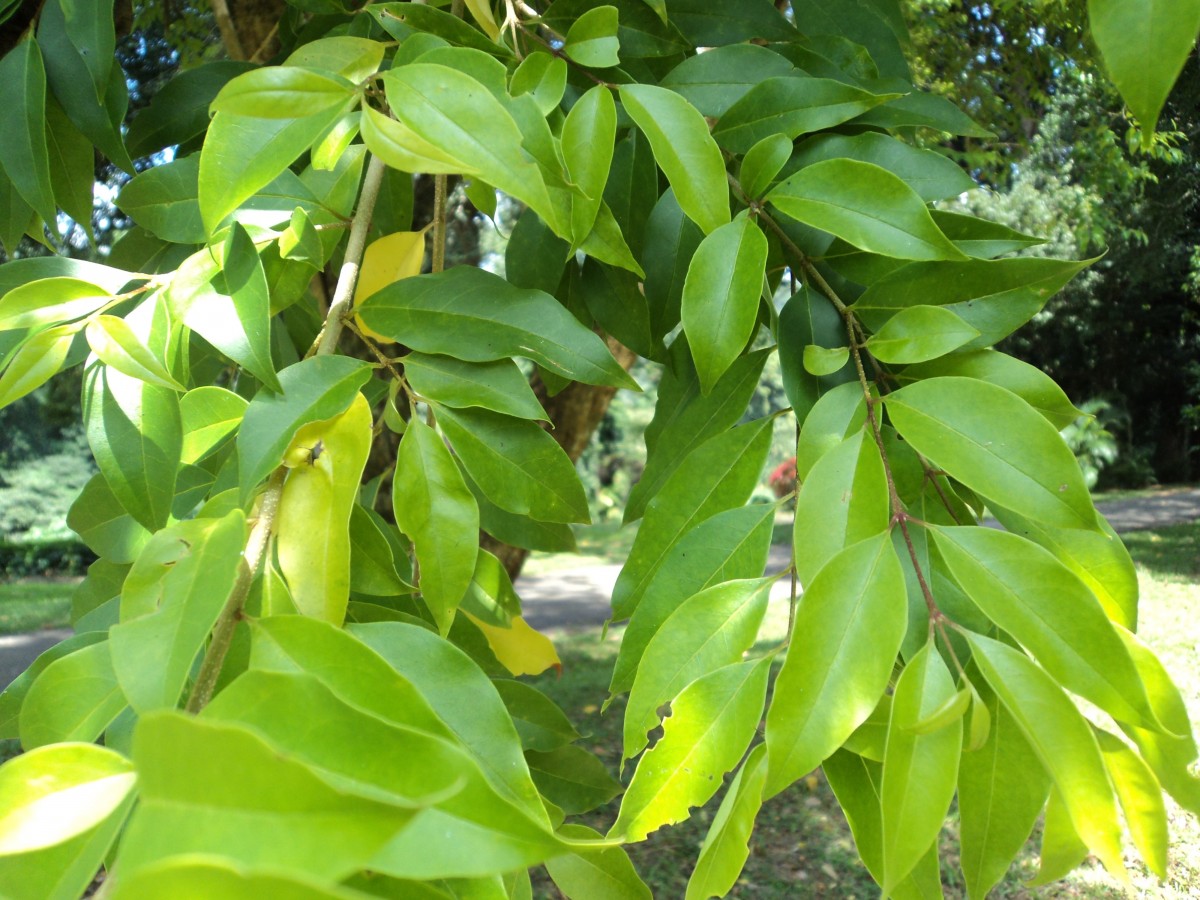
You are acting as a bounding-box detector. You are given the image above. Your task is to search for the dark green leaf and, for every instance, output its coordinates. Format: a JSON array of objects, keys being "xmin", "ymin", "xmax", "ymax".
[
  {"xmin": 527, "ymin": 745, "xmax": 623, "ymax": 816},
  {"xmin": 117, "ymin": 154, "xmax": 204, "ymax": 244},
  {"xmin": 0, "ymin": 40, "xmax": 57, "ymax": 230},
  {"xmin": 494, "ymin": 680, "xmax": 581, "ymax": 752},
  {"xmin": 778, "ymin": 285, "xmax": 855, "ymax": 425},
  {"xmin": 44, "ymin": 94, "xmax": 93, "ymax": 234},
  {"xmin": 125, "ymin": 61, "xmax": 254, "ymax": 157},
  {"xmin": 641, "ymin": 188, "xmax": 704, "ymax": 344},
  {"xmin": 660, "ymin": 43, "xmax": 796, "ymax": 118},
  {"xmin": 666, "ymin": 0, "xmax": 796, "ymax": 45}
]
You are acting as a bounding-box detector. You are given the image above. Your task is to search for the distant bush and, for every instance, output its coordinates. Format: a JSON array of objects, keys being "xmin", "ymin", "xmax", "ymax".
[
  {"xmin": 0, "ymin": 428, "xmax": 95, "ymax": 544},
  {"xmin": 0, "ymin": 539, "xmax": 94, "ymax": 579},
  {"xmin": 1061, "ymin": 399, "xmax": 1121, "ymax": 489}
]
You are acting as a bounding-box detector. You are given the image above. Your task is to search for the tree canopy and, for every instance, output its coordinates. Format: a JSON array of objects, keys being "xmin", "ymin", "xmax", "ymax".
[{"xmin": 0, "ymin": 1, "xmax": 1198, "ymax": 898}]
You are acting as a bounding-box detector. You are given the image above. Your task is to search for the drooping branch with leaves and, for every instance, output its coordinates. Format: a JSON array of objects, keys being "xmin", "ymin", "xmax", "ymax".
[{"xmin": 0, "ymin": 0, "xmax": 1198, "ymax": 897}]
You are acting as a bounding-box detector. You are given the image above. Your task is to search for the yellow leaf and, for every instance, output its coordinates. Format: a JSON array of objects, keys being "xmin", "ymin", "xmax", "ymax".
[
  {"xmin": 352, "ymin": 230, "xmax": 427, "ymax": 343},
  {"xmin": 275, "ymin": 393, "xmax": 372, "ymax": 624},
  {"xmin": 464, "ymin": 612, "xmax": 562, "ymax": 677},
  {"xmin": 464, "ymin": 0, "xmax": 502, "ymax": 41}
]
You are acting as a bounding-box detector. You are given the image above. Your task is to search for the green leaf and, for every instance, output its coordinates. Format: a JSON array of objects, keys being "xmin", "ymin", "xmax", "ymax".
[
  {"xmin": 1088, "ymin": 0, "xmax": 1200, "ymax": 146},
  {"xmin": 855, "ymin": 84, "xmax": 992, "ymax": 137},
  {"xmin": 211, "ymin": 65, "xmax": 358, "ymax": 119},
  {"xmin": 0, "ymin": 40, "xmax": 58, "ymax": 230},
  {"xmin": 612, "ymin": 416, "xmax": 774, "ymax": 619},
  {"xmin": 66, "ymin": 473, "xmax": 151, "ymax": 563},
  {"xmin": 180, "ymin": 386, "xmax": 247, "ymax": 464},
  {"xmin": 0, "ymin": 322, "xmax": 80, "ymax": 409},
  {"xmin": 545, "ymin": 824, "xmax": 651, "ymax": 900},
  {"xmin": 359, "ymin": 266, "xmax": 638, "ymax": 390},
  {"xmin": 884, "ymin": 377, "xmax": 1097, "ymax": 530},
  {"xmin": 880, "ymin": 643, "xmax": 962, "ymax": 894},
  {"xmin": 660, "ymin": 44, "xmax": 797, "ymax": 118},
  {"xmin": 19, "ymin": 641, "xmax": 126, "ymax": 748},
  {"xmin": 684, "ymin": 743, "xmax": 768, "ymax": 900},
  {"xmin": 403, "ymin": 354, "xmax": 544, "ymax": 422},
  {"xmin": 350, "ymin": 621, "xmax": 551, "ymax": 825},
  {"xmin": 619, "ymin": 84, "xmax": 730, "ymax": 234},
  {"xmin": 713, "ymin": 76, "xmax": 898, "ymax": 153},
  {"xmin": 778, "ymin": 286, "xmax": 855, "ymax": 426},
  {"xmin": 789, "ymin": 132, "xmax": 977, "ymax": 203},
  {"xmin": 359, "ymin": 105, "xmax": 469, "ymax": 176},
  {"xmin": 563, "ymin": 6, "xmax": 621, "ymax": 68},
  {"xmin": 199, "ymin": 105, "xmax": 348, "ymax": 234},
  {"xmin": 853, "ymin": 257, "xmax": 1092, "ymax": 349},
  {"xmin": 625, "ymin": 345, "xmax": 770, "ymax": 521},
  {"xmin": 611, "ymin": 502, "xmax": 777, "ymax": 696},
  {"xmin": 435, "ymin": 405, "xmax": 588, "ymax": 525},
  {"xmin": 285, "ymin": 36, "xmax": 386, "ymax": 82},
  {"xmin": 933, "ymin": 525, "xmax": 1158, "ymax": 729},
  {"xmin": 1094, "ymin": 727, "xmax": 1169, "ymax": 879},
  {"xmin": 768, "ymin": 160, "xmax": 966, "ymax": 261},
  {"xmin": 117, "ymin": 155, "xmax": 205, "ymax": 244},
  {"xmin": 44, "ymin": 94, "xmax": 94, "ymax": 235},
  {"xmin": 764, "ymin": 533, "xmax": 907, "ymax": 798},
  {"xmin": 612, "ymin": 657, "xmax": 771, "ymax": 842},
  {"xmin": 794, "ymin": 381, "xmax": 867, "ymax": 479},
  {"xmin": 0, "ymin": 276, "xmax": 115, "ymax": 333},
  {"xmin": 350, "ymin": 504, "xmax": 414, "ymax": 597},
  {"xmin": 958, "ymin": 682, "xmax": 1050, "ymax": 899},
  {"xmin": 382, "ymin": 65, "xmax": 558, "ymax": 232},
  {"xmin": 111, "ymin": 860, "xmax": 375, "ymax": 900},
  {"xmin": 739, "ymin": 134, "xmax": 793, "ymax": 200},
  {"xmin": 526, "ymin": 745, "xmax": 623, "ymax": 815},
  {"xmin": 56, "ymin": 0, "xmax": 115, "ymax": 103},
  {"xmin": 641, "ymin": 188, "xmax": 703, "ymax": 343},
  {"xmin": 393, "ymin": 418, "xmax": 479, "ymax": 633},
  {"xmin": 85, "ymin": 315, "xmax": 184, "ymax": 391},
  {"xmin": 510, "ymin": 52, "xmax": 567, "ymax": 116},
  {"xmin": 108, "ymin": 511, "xmax": 246, "ymax": 713},
  {"xmin": 899, "ymin": 349, "xmax": 1081, "ymax": 432},
  {"xmin": 204, "ymin": 670, "xmax": 562, "ymax": 879},
  {"xmin": 0, "ymin": 744, "xmax": 135, "ymax": 900},
  {"xmin": 0, "ymin": 632, "xmax": 106, "ymax": 738},
  {"xmin": 1028, "ymin": 787, "xmax": 1089, "ymax": 886},
  {"xmin": 84, "ymin": 364, "xmax": 182, "ymax": 531},
  {"xmin": 562, "ymin": 85, "xmax": 617, "ymax": 244},
  {"xmin": 541, "ymin": 0, "xmax": 688, "ymax": 59},
  {"xmin": 370, "ymin": 3, "xmax": 514, "ymax": 58},
  {"xmin": 170, "ymin": 225, "xmax": 282, "ymax": 392},
  {"xmin": 965, "ymin": 632, "xmax": 1126, "ymax": 879},
  {"xmin": 237, "ymin": 355, "xmax": 371, "ymax": 500},
  {"xmin": 624, "ymin": 577, "xmax": 774, "ymax": 762},
  {"xmin": 0, "ymin": 256, "xmax": 132, "ymax": 302},
  {"xmin": 118, "ymin": 712, "xmax": 418, "ymax": 882},
  {"xmin": 682, "ymin": 215, "xmax": 768, "ymax": 394},
  {"xmin": 792, "ymin": 429, "xmax": 890, "ymax": 586},
  {"xmin": 125, "ymin": 60, "xmax": 254, "ymax": 157},
  {"xmin": 494, "ymin": 680, "xmax": 581, "ymax": 752},
  {"xmin": 802, "ymin": 344, "xmax": 849, "ymax": 376},
  {"xmin": 866, "ymin": 305, "xmax": 979, "ymax": 364},
  {"xmin": 931, "ymin": 210, "xmax": 1045, "ymax": 258}
]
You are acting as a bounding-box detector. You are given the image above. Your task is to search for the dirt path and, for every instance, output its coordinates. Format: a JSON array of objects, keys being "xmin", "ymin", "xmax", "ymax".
[{"xmin": 3, "ymin": 489, "xmax": 1199, "ymax": 689}]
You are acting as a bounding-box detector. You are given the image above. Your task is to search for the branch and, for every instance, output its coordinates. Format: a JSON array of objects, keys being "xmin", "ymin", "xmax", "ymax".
[{"xmin": 210, "ymin": 0, "xmax": 246, "ymax": 61}]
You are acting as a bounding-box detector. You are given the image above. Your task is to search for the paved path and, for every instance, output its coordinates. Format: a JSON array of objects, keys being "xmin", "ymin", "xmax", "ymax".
[{"xmin": 3, "ymin": 489, "xmax": 1199, "ymax": 689}]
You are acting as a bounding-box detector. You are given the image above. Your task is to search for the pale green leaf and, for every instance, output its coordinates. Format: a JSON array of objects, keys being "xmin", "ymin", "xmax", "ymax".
[
  {"xmin": 110, "ymin": 859, "xmax": 374, "ymax": 900},
  {"xmin": 285, "ymin": 36, "xmax": 386, "ymax": 82},
  {"xmin": 0, "ymin": 322, "xmax": 79, "ymax": 409},
  {"xmin": 866, "ymin": 305, "xmax": 979, "ymax": 364},
  {"xmin": 404, "ymin": 353, "xmax": 547, "ymax": 421},
  {"xmin": 19, "ymin": 641, "xmax": 126, "ymax": 749},
  {"xmin": 180, "ymin": 386, "xmax": 247, "ymax": 464},
  {"xmin": 685, "ymin": 744, "xmax": 768, "ymax": 900},
  {"xmin": 86, "ymin": 315, "xmax": 184, "ymax": 391},
  {"xmin": 739, "ymin": 134, "xmax": 793, "ymax": 199},
  {"xmin": 0, "ymin": 277, "xmax": 115, "ymax": 332},
  {"xmin": 619, "ymin": 84, "xmax": 730, "ymax": 234},
  {"xmin": 210, "ymin": 65, "xmax": 357, "ymax": 119},
  {"xmin": 116, "ymin": 154, "xmax": 205, "ymax": 244},
  {"xmin": 510, "ymin": 52, "xmax": 568, "ymax": 116},
  {"xmin": 66, "ymin": 473, "xmax": 150, "ymax": 564},
  {"xmin": 545, "ymin": 824, "xmax": 651, "ymax": 900},
  {"xmin": 1094, "ymin": 727, "xmax": 1169, "ymax": 879},
  {"xmin": 764, "ymin": 533, "xmax": 907, "ymax": 798},
  {"xmin": 778, "ymin": 286, "xmax": 855, "ymax": 427},
  {"xmin": 802, "ymin": 344, "xmax": 849, "ymax": 376},
  {"xmin": 563, "ymin": 6, "xmax": 621, "ymax": 68},
  {"xmin": 350, "ymin": 504, "xmax": 414, "ymax": 597},
  {"xmin": 613, "ymin": 657, "xmax": 772, "ymax": 842},
  {"xmin": 562, "ymin": 85, "xmax": 617, "ymax": 244}
]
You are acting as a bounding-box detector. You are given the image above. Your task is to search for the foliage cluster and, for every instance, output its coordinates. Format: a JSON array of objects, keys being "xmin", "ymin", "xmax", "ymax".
[{"xmin": 0, "ymin": 1, "xmax": 1198, "ymax": 899}]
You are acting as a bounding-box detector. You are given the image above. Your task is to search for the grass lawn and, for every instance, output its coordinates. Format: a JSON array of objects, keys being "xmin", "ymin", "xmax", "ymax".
[
  {"xmin": 530, "ymin": 522, "xmax": 1200, "ymax": 898},
  {"xmin": 0, "ymin": 580, "xmax": 73, "ymax": 635}
]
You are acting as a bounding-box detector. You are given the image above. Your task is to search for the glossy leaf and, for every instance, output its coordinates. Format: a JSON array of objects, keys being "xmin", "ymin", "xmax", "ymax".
[
  {"xmin": 180, "ymin": 386, "xmax": 247, "ymax": 464},
  {"xmin": 360, "ymin": 105, "xmax": 469, "ymax": 176},
  {"xmin": 789, "ymin": 132, "xmax": 977, "ymax": 202},
  {"xmin": 563, "ymin": 6, "xmax": 621, "ymax": 68},
  {"xmin": 0, "ymin": 322, "xmax": 79, "ymax": 409},
  {"xmin": 684, "ymin": 743, "xmax": 768, "ymax": 900},
  {"xmin": 0, "ymin": 40, "xmax": 57, "ymax": 230},
  {"xmin": 562, "ymin": 85, "xmax": 617, "ymax": 243},
  {"xmin": 370, "ymin": 3, "xmax": 514, "ymax": 58},
  {"xmin": 932, "ymin": 525, "xmax": 1158, "ymax": 729},
  {"xmin": 109, "ymin": 510, "xmax": 246, "ymax": 712},
  {"xmin": 624, "ymin": 577, "xmax": 774, "ymax": 762},
  {"xmin": 20, "ymin": 641, "xmax": 126, "ymax": 749},
  {"xmin": 612, "ymin": 416, "xmax": 774, "ymax": 619},
  {"xmin": 0, "ymin": 633, "xmax": 106, "ymax": 739},
  {"xmin": 965, "ymin": 632, "xmax": 1126, "ymax": 879},
  {"xmin": 359, "ymin": 266, "xmax": 638, "ymax": 390},
  {"xmin": 713, "ymin": 76, "xmax": 897, "ymax": 153},
  {"xmin": 404, "ymin": 353, "xmax": 547, "ymax": 421},
  {"xmin": 619, "ymin": 84, "xmax": 730, "ymax": 234},
  {"xmin": 768, "ymin": 160, "xmax": 967, "ymax": 261},
  {"xmin": 349, "ymin": 504, "xmax": 414, "ymax": 597},
  {"xmin": 117, "ymin": 155, "xmax": 204, "ymax": 244},
  {"xmin": 1028, "ymin": 787, "xmax": 1090, "ymax": 886},
  {"xmin": 211, "ymin": 66, "xmax": 357, "ymax": 119},
  {"xmin": 739, "ymin": 134, "xmax": 793, "ymax": 199},
  {"xmin": 880, "ymin": 643, "xmax": 962, "ymax": 894},
  {"xmin": 885, "ymin": 377, "xmax": 1097, "ymax": 530},
  {"xmin": 545, "ymin": 824, "xmax": 651, "ymax": 900},
  {"xmin": 510, "ymin": 52, "xmax": 568, "ymax": 116},
  {"xmin": 958, "ymin": 683, "xmax": 1051, "ymax": 900},
  {"xmin": 866, "ymin": 305, "xmax": 979, "ymax": 364},
  {"xmin": 84, "ymin": 364, "xmax": 182, "ymax": 531},
  {"xmin": 682, "ymin": 215, "xmax": 768, "ymax": 394},
  {"xmin": 778, "ymin": 286, "xmax": 855, "ymax": 426},
  {"xmin": 86, "ymin": 315, "xmax": 183, "ymax": 391},
  {"xmin": 276, "ymin": 393, "xmax": 373, "ymax": 624},
  {"xmin": 613, "ymin": 657, "xmax": 771, "ymax": 842},
  {"xmin": 66, "ymin": 473, "xmax": 150, "ymax": 563},
  {"xmin": 1094, "ymin": 727, "xmax": 1169, "ymax": 879},
  {"xmin": 0, "ymin": 276, "xmax": 114, "ymax": 332},
  {"xmin": 660, "ymin": 44, "xmax": 796, "ymax": 118},
  {"xmin": 111, "ymin": 860, "xmax": 374, "ymax": 900},
  {"xmin": 1088, "ymin": 0, "xmax": 1200, "ymax": 146},
  {"xmin": 764, "ymin": 533, "xmax": 907, "ymax": 798},
  {"xmin": 792, "ymin": 429, "xmax": 890, "ymax": 587},
  {"xmin": 610, "ymin": 501, "xmax": 777, "ymax": 697},
  {"xmin": 802, "ymin": 344, "xmax": 849, "ymax": 376},
  {"xmin": 237, "ymin": 355, "xmax": 372, "ymax": 500},
  {"xmin": 125, "ymin": 60, "xmax": 253, "ymax": 156},
  {"xmin": 436, "ymin": 405, "xmax": 589, "ymax": 524}
]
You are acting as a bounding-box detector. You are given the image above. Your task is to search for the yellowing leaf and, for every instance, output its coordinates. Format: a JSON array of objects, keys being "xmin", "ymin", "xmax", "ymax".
[
  {"xmin": 353, "ymin": 230, "xmax": 427, "ymax": 343},
  {"xmin": 276, "ymin": 393, "xmax": 372, "ymax": 624},
  {"xmin": 465, "ymin": 612, "xmax": 562, "ymax": 677},
  {"xmin": 464, "ymin": 0, "xmax": 502, "ymax": 41}
]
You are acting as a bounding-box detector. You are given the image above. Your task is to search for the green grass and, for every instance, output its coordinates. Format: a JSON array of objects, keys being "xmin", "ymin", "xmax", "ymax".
[
  {"xmin": 0, "ymin": 580, "xmax": 74, "ymax": 635},
  {"xmin": 530, "ymin": 522, "xmax": 1200, "ymax": 898}
]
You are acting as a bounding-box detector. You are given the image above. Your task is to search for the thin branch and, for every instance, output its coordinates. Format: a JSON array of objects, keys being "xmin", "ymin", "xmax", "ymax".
[
  {"xmin": 432, "ymin": 174, "xmax": 448, "ymax": 273},
  {"xmin": 248, "ymin": 21, "xmax": 279, "ymax": 64},
  {"xmin": 209, "ymin": 0, "xmax": 246, "ymax": 60}
]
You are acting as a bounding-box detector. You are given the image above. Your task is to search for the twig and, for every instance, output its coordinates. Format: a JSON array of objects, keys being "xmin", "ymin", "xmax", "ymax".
[
  {"xmin": 432, "ymin": 174, "xmax": 448, "ymax": 273},
  {"xmin": 248, "ymin": 22, "xmax": 279, "ymax": 63},
  {"xmin": 209, "ymin": 0, "xmax": 246, "ymax": 60}
]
